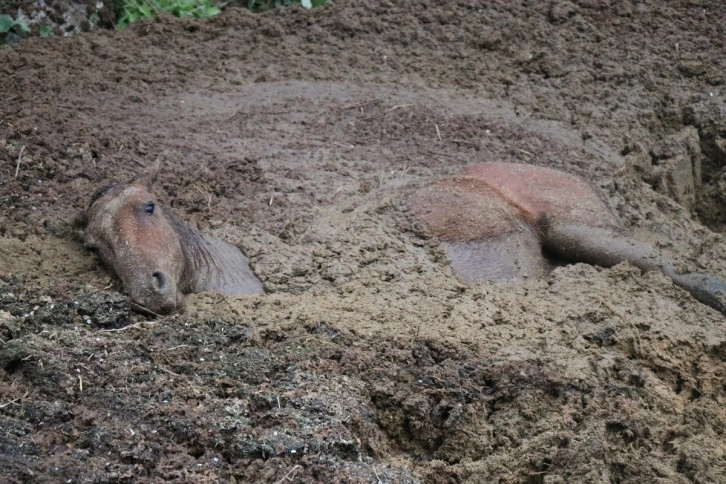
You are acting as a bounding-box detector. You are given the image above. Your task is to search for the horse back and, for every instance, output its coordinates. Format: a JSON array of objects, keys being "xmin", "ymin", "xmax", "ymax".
[{"xmin": 465, "ymin": 162, "xmax": 620, "ymax": 228}]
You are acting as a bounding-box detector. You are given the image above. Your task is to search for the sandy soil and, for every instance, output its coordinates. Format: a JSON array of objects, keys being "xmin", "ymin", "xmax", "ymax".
[{"xmin": 1, "ymin": 1, "xmax": 725, "ymax": 482}]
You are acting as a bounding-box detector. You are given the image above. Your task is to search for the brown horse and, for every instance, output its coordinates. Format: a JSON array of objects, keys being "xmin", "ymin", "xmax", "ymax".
[
  {"xmin": 411, "ymin": 162, "xmax": 726, "ymax": 316},
  {"xmin": 79, "ymin": 175, "xmax": 264, "ymax": 314}
]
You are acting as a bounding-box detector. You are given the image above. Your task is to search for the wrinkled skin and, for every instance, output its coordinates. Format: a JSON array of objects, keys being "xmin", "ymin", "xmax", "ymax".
[
  {"xmin": 80, "ymin": 176, "xmax": 264, "ymax": 314},
  {"xmin": 411, "ymin": 162, "xmax": 726, "ymax": 316}
]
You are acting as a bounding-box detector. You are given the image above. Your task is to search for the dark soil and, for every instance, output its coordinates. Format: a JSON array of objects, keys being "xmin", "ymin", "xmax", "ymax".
[{"xmin": 1, "ymin": 1, "xmax": 725, "ymax": 482}]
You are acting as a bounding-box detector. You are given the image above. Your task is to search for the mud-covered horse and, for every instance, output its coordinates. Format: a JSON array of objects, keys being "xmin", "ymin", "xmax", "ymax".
[
  {"xmin": 411, "ymin": 162, "xmax": 726, "ymax": 316},
  {"xmin": 78, "ymin": 174, "xmax": 263, "ymax": 314}
]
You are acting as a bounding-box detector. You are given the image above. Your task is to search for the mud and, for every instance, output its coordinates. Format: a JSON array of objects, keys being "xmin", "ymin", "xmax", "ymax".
[{"xmin": 1, "ymin": 1, "xmax": 725, "ymax": 482}]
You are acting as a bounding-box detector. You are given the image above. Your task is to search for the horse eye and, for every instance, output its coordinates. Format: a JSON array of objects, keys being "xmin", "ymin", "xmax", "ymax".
[{"xmin": 144, "ymin": 202, "xmax": 155, "ymax": 215}]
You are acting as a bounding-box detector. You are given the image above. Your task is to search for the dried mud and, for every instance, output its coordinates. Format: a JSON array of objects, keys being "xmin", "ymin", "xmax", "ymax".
[{"xmin": 1, "ymin": 1, "xmax": 725, "ymax": 482}]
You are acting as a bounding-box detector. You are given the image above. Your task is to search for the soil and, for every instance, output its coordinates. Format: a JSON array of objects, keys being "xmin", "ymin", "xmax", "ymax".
[{"xmin": 1, "ymin": 1, "xmax": 725, "ymax": 482}]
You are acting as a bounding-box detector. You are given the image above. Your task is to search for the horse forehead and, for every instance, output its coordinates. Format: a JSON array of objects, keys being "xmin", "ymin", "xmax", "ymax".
[{"xmin": 92, "ymin": 185, "xmax": 152, "ymax": 235}]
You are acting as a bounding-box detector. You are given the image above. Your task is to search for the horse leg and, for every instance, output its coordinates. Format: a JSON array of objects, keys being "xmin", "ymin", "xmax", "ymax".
[
  {"xmin": 541, "ymin": 219, "xmax": 726, "ymax": 316},
  {"xmin": 442, "ymin": 226, "xmax": 550, "ymax": 283},
  {"xmin": 663, "ymin": 268, "xmax": 726, "ymax": 316},
  {"xmin": 411, "ymin": 176, "xmax": 551, "ymax": 282}
]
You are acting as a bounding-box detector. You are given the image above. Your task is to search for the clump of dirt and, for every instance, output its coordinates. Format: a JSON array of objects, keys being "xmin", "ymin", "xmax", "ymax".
[{"xmin": 1, "ymin": 1, "xmax": 725, "ymax": 482}]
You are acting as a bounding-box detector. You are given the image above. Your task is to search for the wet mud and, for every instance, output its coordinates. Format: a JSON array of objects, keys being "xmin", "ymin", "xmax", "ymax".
[{"xmin": 1, "ymin": 1, "xmax": 725, "ymax": 482}]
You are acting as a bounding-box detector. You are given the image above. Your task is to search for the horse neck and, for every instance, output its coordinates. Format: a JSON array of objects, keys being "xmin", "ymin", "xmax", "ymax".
[{"xmin": 166, "ymin": 211, "xmax": 259, "ymax": 295}]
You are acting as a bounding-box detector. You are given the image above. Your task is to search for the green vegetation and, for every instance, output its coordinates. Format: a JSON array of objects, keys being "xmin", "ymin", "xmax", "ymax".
[
  {"xmin": 117, "ymin": 0, "xmax": 329, "ymax": 29},
  {"xmin": 116, "ymin": 0, "xmax": 222, "ymax": 29},
  {"xmin": 0, "ymin": 0, "xmax": 330, "ymax": 43},
  {"xmin": 0, "ymin": 13, "xmax": 29, "ymax": 35},
  {"xmin": 0, "ymin": 13, "xmax": 32, "ymax": 45}
]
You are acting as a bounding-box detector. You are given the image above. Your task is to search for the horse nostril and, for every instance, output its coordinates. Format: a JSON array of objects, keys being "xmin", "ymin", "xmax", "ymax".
[{"xmin": 152, "ymin": 272, "xmax": 167, "ymax": 293}]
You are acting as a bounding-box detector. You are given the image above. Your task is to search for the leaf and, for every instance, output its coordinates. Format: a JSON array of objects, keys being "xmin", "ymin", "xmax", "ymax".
[
  {"xmin": 138, "ymin": 4, "xmax": 154, "ymax": 18},
  {"xmin": 203, "ymin": 6, "xmax": 221, "ymax": 17},
  {"xmin": 0, "ymin": 14, "xmax": 14, "ymax": 33},
  {"xmin": 174, "ymin": 0, "xmax": 195, "ymax": 9}
]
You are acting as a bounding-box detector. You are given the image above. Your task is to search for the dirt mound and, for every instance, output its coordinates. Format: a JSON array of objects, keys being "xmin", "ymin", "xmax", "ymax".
[{"xmin": 1, "ymin": 1, "xmax": 725, "ymax": 482}]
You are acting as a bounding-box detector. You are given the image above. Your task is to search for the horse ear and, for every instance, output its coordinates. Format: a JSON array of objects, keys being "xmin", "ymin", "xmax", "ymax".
[{"xmin": 131, "ymin": 159, "xmax": 162, "ymax": 189}]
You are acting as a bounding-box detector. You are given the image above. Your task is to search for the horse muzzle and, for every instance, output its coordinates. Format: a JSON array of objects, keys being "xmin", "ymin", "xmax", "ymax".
[{"xmin": 126, "ymin": 271, "xmax": 185, "ymax": 315}]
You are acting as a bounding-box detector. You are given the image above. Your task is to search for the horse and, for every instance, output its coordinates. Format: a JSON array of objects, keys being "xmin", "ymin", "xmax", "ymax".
[
  {"xmin": 78, "ymin": 174, "xmax": 264, "ymax": 315},
  {"xmin": 410, "ymin": 162, "xmax": 726, "ymax": 316}
]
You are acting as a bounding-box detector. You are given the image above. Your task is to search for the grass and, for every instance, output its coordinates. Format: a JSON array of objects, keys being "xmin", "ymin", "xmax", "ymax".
[{"xmin": 117, "ymin": 0, "xmax": 330, "ymax": 29}]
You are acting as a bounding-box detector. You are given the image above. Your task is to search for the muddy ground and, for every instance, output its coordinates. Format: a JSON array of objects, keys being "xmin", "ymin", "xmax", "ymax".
[{"xmin": 1, "ymin": 1, "xmax": 725, "ymax": 482}]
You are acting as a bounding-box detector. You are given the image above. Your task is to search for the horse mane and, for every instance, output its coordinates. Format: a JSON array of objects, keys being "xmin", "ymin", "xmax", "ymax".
[
  {"xmin": 164, "ymin": 209, "xmax": 221, "ymax": 291},
  {"xmin": 76, "ymin": 183, "xmax": 119, "ymax": 229},
  {"xmin": 162, "ymin": 207, "xmax": 263, "ymax": 295},
  {"xmin": 89, "ymin": 184, "xmax": 115, "ymax": 207}
]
